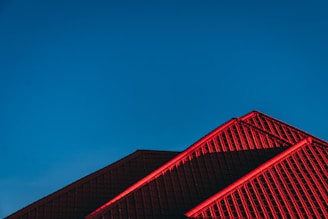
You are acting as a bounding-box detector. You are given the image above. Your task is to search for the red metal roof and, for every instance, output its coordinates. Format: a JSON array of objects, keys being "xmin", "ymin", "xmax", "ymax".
[
  {"xmin": 85, "ymin": 111, "xmax": 327, "ymax": 219},
  {"xmin": 185, "ymin": 137, "xmax": 328, "ymax": 218},
  {"xmin": 6, "ymin": 111, "xmax": 328, "ymax": 219},
  {"xmin": 6, "ymin": 150, "xmax": 179, "ymax": 219}
]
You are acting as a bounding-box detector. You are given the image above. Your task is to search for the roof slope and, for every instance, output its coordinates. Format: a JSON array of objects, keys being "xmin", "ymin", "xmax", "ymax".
[
  {"xmin": 7, "ymin": 111, "xmax": 327, "ymax": 219},
  {"xmin": 86, "ymin": 111, "xmax": 326, "ymax": 219},
  {"xmin": 185, "ymin": 138, "xmax": 328, "ymax": 218},
  {"xmin": 6, "ymin": 150, "xmax": 179, "ymax": 219}
]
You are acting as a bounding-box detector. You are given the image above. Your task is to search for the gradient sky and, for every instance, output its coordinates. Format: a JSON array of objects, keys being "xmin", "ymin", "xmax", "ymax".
[{"xmin": 1, "ymin": 0, "xmax": 328, "ymax": 217}]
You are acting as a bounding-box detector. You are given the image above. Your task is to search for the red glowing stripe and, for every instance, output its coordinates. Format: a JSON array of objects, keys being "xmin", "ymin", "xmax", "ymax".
[
  {"xmin": 85, "ymin": 117, "xmax": 244, "ymax": 218},
  {"xmin": 184, "ymin": 137, "xmax": 313, "ymax": 217}
]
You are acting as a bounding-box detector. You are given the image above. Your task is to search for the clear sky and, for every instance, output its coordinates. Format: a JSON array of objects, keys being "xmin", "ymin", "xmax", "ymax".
[{"xmin": 1, "ymin": 0, "xmax": 327, "ymax": 217}]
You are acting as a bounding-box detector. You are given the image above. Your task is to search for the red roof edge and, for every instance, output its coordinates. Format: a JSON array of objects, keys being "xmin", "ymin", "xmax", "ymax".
[
  {"xmin": 6, "ymin": 150, "xmax": 179, "ymax": 219},
  {"xmin": 239, "ymin": 110, "xmax": 259, "ymax": 120},
  {"xmin": 184, "ymin": 137, "xmax": 313, "ymax": 217},
  {"xmin": 86, "ymin": 112, "xmax": 260, "ymax": 218}
]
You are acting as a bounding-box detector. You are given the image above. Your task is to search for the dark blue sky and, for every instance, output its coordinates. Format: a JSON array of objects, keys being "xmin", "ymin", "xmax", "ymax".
[{"xmin": 1, "ymin": 0, "xmax": 327, "ymax": 217}]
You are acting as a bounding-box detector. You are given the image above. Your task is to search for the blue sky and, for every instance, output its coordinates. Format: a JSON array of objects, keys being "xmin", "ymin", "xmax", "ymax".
[{"xmin": 1, "ymin": 0, "xmax": 327, "ymax": 217}]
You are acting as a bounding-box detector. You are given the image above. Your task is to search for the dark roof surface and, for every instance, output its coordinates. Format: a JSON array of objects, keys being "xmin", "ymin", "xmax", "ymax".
[
  {"xmin": 6, "ymin": 150, "xmax": 179, "ymax": 219},
  {"xmin": 7, "ymin": 111, "xmax": 328, "ymax": 219}
]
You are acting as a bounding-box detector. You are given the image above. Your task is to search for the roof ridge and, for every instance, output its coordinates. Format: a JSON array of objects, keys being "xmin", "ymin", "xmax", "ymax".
[
  {"xmin": 85, "ymin": 110, "xmax": 291, "ymax": 218},
  {"xmin": 86, "ymin": 111, "xmax": 327, "ymax": 218},
  {"xmin": 85, "ymin": 117, "xmax": 240, "ymax": 218},
  {"xmin": 135, "ymin": 149, "xmax": 180, "ymax": 153}
]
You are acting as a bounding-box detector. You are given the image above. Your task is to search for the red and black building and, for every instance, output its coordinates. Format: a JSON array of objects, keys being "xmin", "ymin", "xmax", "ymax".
[{"xmin": 6, "ymin": 111, "xmax": 328, "ymax": 218}]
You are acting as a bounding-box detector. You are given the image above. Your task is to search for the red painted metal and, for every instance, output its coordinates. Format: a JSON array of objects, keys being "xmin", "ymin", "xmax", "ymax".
[
  {"xmin": 86, "ymin": 111, "xmax": 326, "ymax": 219},
  {"xmin": 185, "ymin": 137, "xmax": 328, "ymax": 218},
  {"xmin": 6, "ymin": 111, "xmax": 328, "ymax": 219},
  {"xmin": 5, "ymin": 150, "xmax": 179, "ymax": 219}
]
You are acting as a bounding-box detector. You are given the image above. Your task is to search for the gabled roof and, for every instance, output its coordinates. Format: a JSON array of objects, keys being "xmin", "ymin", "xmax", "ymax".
[
  {"xmin": 86, "ymin": 111, "xmax": 326, "ymax": 218},
  {"xmin": 7, "ymin": 111, "xmax": 327, "ymax": 219},
  {"xmin": 185, "ymin": 137, "xmax": 328, "ymax": 218},
  {"xmin": 6, "ymin": 150, "xmax": 179, "ymax": 219}
]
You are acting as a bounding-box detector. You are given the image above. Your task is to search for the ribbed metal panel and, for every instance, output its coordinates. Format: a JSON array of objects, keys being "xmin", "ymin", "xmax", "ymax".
[
  {"xmin": 185, "ymin": 139, "xmax": 328, "ymax": 218},
  {"xmin": 6, "ymin": 150, "xmax": 179, "ymax": 219},
  {"xmin": 243, "ymin": 112, "xmax": 324, "ymax": 145},
  {"xmin": 93, "ymin": 149, "xmax": 291, "ymax": 219},
  {"xmin": 7, "ymin": 111, "xmax": 327, "ymax": 219},
  {"xmin": 86, "ymin": 117, "xmax": 295, "ymax": 219}
]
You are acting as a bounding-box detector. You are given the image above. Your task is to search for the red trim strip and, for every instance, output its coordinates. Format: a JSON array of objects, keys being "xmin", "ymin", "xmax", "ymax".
[
  {"xmin": 184, "ymin": 137, "xmax": 312, "ymax": 217},
  {"xmin": 86, "ymin": 117, "xmax": 245, "ymax": 218}
]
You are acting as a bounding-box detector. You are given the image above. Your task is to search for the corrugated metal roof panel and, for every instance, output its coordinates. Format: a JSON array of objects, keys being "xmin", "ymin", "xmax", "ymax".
[
  {"xmin": 6, "ymin": 150, "xmax": 179, "ymax": 219},
  {"xmin": 7, "ymin": 111, "xmax": 327, "ymax": 219},
  {"xmin": 185, "ymin": 138, "xmax": 328, "ymax": 218},
  {"xmin": 86, "ymin": 114, "xmax": 297, "ymax": 219}
]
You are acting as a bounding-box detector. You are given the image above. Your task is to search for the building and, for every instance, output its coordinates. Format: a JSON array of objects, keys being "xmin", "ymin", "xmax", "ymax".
[{"xmin": 6, "ymin": 111, "xmax": 328, "ymax": 218}]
